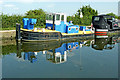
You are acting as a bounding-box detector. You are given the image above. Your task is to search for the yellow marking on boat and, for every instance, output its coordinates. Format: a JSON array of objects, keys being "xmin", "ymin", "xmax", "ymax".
[
  {"xmin": 62, "ymin": 31, "xmax": 93, "ymax": 35},
  {"xmin": 21, "ymin": 28, "xmax": 59, "ymax": 32},
  {"xmin": 21, "ymin": 28, "xmax": 33, "ymax": 31},
  {"xmin": 21, "ymin": 28, "xmax": 93, "ymax": 35}
]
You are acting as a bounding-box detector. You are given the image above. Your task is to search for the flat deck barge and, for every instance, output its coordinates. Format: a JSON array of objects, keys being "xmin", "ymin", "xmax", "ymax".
[{"xmin": 20, "ymin": 28, "xmax": 94, "ymax": 42}]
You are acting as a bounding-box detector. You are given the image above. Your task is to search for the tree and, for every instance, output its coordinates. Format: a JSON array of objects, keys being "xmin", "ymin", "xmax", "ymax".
[
  {"xmin": 67, "ymin": 5, "xmax": 98, "ymax": 26},
  {"xmin": 106, "ymin": 13, "xmax": 118, "ymax": 19},
  {"xmin": 80, "ymin": 5, "xmax": 98, "ymax": 25},
  {"xmin": 2, "ymin": 13, "xmax": 23, "ymax": 30},
  {"xmin": 25, "ymin": 9, "xmax": 46, "ymax": 28},
  {"xmin": 118, "ymin": 16, "xmax": 120, "ymax": 20}
]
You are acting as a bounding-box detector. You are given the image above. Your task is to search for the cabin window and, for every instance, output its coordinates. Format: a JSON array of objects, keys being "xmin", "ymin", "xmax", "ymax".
[
  {"xmin": 94, "ymin": 17, "xmax": 100, "ymax": 21},
  {"xmin": 68, "ymin": 45, "xmax": 71, "ymax": 48},
  {"xmin": 46, "ymin": 14, "xmax": 49, "ymax": 20},
  {"xmin": 49, "ymin": 15, "xmax": 51, "ymax": 20},
  {"xmin": 56, "ymin": 14, "xmax": 60, "ymax": 20},
  {"xmin": 76, "ymin": 28, "xmax": 78, "ymax": 30},
  {"xmin": 76, "ymin": 44, "xmax": 78, "ymax": 47},
  {"xmin": 61, "ymin": 15, "xmax": 64, "ymax": 21},
  {"xmin": 48, "ymin": 15, "xmax": 53, "ymax": 20},
  {"xmin": 46, "ymin": 14, "xmax": 53, "ymax": 20},
  {"xmin": 68, "ymin": 28, "xmax": 71, "ymax": 31}
]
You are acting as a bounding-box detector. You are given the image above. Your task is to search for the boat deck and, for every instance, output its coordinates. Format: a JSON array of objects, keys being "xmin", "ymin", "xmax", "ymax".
[
  {"xmin": 21, "ymin": 28, "xmax": 59, "ymax": 32},
  {"xmin": 21, "ymin": 28, "xmax": 93, "ymax": 36},
  {"xmin": 20, "ymin": 28, "xmax": 94, "ymax": 42},
  {"xmin": 62, "ymin": 31, "xmax": 93, "ymax": 35}
]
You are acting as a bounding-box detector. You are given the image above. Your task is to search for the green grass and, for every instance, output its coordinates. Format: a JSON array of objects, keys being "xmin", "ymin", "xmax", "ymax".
[
  {"xmin": 79, "ymin": 25, "xmax": 91, "ymax": 26},
  {"xmin": 2, "ymin": 27, "xmax": 16, "ymax": 30}
]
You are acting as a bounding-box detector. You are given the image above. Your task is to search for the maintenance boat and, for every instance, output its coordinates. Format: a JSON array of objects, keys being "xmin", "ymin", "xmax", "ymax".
[{"xmin": 16, "ymin": 13, "xmax": 94, "ymax": 42}]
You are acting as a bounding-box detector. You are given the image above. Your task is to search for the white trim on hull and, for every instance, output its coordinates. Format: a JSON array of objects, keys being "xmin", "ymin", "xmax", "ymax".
[
  {"xmin": 96, "ymin": 29, "xmax": 108, "ymax": 32},
  {"xmin": 96, "ymin": 36, "xmax": 108, "ymax": 38}
]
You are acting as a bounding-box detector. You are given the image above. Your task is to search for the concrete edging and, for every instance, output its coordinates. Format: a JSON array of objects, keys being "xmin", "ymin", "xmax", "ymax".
[{"xmin": 0, "ymin": 30, "xmax": 16, "ymax": 39}]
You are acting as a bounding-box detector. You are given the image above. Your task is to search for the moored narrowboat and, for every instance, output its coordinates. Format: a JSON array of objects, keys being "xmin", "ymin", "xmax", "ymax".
[{"xmin": 92, "ymin": 15, "xmax": 120, "ymax": 36}]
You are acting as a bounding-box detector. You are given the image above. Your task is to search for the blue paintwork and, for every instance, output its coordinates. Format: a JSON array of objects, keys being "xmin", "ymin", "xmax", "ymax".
[
  {"xmin": 85, "ymin": 29, "xmax": 91, "ymax": 31},
  {"xmin": 69, "ymin": 21, "xmax": 74, "ymax": 25},
  {"xmin": 23, "ymin": 18, "xmax": 37, "ymax": 30},
  {"xmin": 46, "ymin": 21, "xmax": 67, "ymax": 33},
  {"xmin": 29, "ymin": 18, "xmax": 37, "ymax": 24},
  {"xmin": 80, "ymin": 42, "xmax": 84, "ymax": 44},
  {"xmin": 48, "ymin": 42, "xmax": 79, "ymax": 55},
  {"xmin": 45, "ymin": 23, "xmax": 54, "ymax": 29},
  {"xmin": 46, "ymin": 20, "xmax": 80, "ymax": 34},
  {"xmin": 55, "ymin": 43, "xmax": 67, "ymax": 55},
  {"xmin": 73, "ymin": 42, "xmax": 79, "ymax": 49},
  {"xmin": 80, "ymin": 26, "xmax": 86, "ymax": 31},
  {"xmin": 23, "ymin": 18, "xmax": 29, "ymax": 29},
  {"xmin": 80, "ymin": 26, "xmax": 91, "ymax": 31},
  {"xmin": 66, "ymin": 25, "xmax": 79, "ymax": 34},
  {"xmin": 24, "ymin": 52, "xmax": 37, "ymax": 63},
  {"xmin": 55, "ymin": 21, "xmax": 67, "ymax": 33},
  {"xmin": 67, "ymin": 42, "xmax": 79, "ymax": 50}
]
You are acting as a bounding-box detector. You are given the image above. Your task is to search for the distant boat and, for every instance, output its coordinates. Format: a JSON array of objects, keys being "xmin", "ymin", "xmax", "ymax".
[{"xmin": 92, "ymin": 15, "xmax": 120, "ymax": 36}]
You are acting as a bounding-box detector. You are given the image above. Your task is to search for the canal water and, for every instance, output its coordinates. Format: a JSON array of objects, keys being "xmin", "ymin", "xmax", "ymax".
[{"xmin": 1, "ymin": 35, "xmax": 120, "ymax": 78}]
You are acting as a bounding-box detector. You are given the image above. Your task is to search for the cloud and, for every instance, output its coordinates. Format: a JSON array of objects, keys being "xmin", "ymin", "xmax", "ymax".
[
  {"xmin": 47, "ymin": 4, "xmax": 55, "ymax": 8},
  {"xmin": 0, "ymin": 0, "xmax": 3, "ymax": 4},
  {"xmin": 4, "ymin": 4, "xmax": 15, "ymax": 7}
]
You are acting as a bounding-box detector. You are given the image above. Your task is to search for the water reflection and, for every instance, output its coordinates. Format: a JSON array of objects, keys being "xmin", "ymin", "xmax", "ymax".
[
  {"xmin": 4, "ymin": 35, "xmax": 120, "ymax": 64},
  {"xmin": 24, "ymin": 52, "xmax": 37, "ymax": 63},
  {"xmin": 2, "ymin": 35, "xmax": 120, "ymax": 78},
  {"xmin": 92, "ymin": 35, "xmax": 120, "ymax": 50},
  {"xmin": 15, "ymin": 40, "xmax": 92, "ymax": 63},
  {"xmin": 46, "ymin": 42, "xmax": 79, "ymax": 64}
]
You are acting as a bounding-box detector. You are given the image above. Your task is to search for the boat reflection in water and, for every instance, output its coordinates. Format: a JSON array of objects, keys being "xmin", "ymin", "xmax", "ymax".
[
  {"xmin": 16, "ymin": 40, "xmax": 92, "ymax": 64},
  {"xmin": 16, "ymin": 35, "xmax": 120, "ymax": 63},
  {"xmin": 46, "ymin": 42, "xmax": 79, "ymax": 64},
  {"xmin": 92, "ymin": 35, "xmax": 120, "ymax": 50},
  {"xmin": 24, "ymin": 52, "xmax": 37, "ymax": 63}
]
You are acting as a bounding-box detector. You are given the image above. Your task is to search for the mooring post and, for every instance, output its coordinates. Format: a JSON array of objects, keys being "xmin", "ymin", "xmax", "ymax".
[
  {"xmin": 16, "ymin": 41, "xmax": 22, "ymax": 58},
  {"xmin": 53, "ymin": 14, "xmax": 55, "ymax": 30},
  {"xmin": 16, "ymin": 23, "xmax": 21, "ymax": 41}
]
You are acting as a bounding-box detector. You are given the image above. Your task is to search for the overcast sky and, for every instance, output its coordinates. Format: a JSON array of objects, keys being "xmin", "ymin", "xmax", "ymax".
[{"xmin": 0, "ymin": 0, "xmax": 119, "ymax": 16}]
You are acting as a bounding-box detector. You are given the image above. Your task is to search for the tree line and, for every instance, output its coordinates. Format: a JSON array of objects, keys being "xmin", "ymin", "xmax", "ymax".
[
  {"xmin": 67, "ymin": 5, "xmax": 98, "ymax": 26},
  {"xmin": 1, "ymin": 5, "xmax": 119, "ymax": 30}
]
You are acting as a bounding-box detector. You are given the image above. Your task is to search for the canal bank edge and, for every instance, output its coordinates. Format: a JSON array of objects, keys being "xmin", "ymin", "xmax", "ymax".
[{"xmin": 0, "ymin": 30, "xmax": 16, "ymax": 39}]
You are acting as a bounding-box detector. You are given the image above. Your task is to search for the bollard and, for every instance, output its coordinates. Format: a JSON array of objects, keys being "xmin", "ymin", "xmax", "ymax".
[{"xmin": 16, "ymin": 23, "xmax": 21, "ymax": 41}]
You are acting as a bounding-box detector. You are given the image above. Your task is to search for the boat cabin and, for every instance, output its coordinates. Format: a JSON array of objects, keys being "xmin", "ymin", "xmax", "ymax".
[
  {"xmin": 46, "ymin": 13, "xmax": 79, "ymax": 33},
  {"xmin": 46, "ymin": 13, "xmax": 67, "ymax": 30}
]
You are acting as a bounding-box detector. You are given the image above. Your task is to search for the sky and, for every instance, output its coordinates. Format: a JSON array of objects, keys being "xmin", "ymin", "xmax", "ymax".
[{"xmin": 0, "ymin": 0, "xmax": 119, "ymax": 16}]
